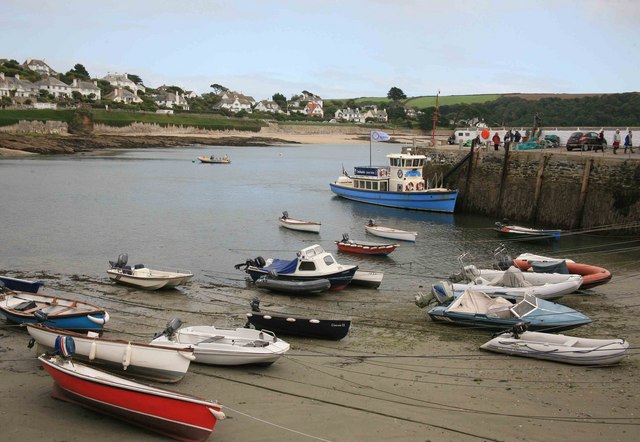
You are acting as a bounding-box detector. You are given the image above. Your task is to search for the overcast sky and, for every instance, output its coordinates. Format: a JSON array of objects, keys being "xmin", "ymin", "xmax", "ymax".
[{"xmin": 2, "ymin": 0, "xmax": 639, "ymax": 100}]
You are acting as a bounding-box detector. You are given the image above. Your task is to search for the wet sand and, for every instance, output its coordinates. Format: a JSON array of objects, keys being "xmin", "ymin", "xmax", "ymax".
[{"xmin": 0, "ymin": 265, "xmax": 638, "ymax": 442}]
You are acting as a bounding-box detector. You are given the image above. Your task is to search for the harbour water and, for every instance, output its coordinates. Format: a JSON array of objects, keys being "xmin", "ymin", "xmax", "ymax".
[{"xmin": 1, "ymin": 143, "xmax": 637, "ymax": 290}]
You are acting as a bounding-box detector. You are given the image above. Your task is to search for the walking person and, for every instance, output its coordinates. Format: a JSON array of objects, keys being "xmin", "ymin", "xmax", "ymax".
[
  {"xmin": 492, "ymin": 132, "xmax": 500, "ymax": 151},
  {"xmin": 612, "ymin": 129, "xmax": 621, "ymax": 154},
  {"xmin": 624, "ymin": 129, "xmax": 634, "ymax": 154}
]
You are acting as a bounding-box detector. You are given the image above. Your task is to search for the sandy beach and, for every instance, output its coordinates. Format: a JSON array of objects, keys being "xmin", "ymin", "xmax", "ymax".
[{"xmin": 0, "ymin": 262, "xmax": 638, "ymax": 442}]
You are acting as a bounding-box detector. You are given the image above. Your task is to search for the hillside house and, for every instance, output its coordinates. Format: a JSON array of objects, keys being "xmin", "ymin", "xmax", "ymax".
[
  {"xmin": 0, "ymin": 73, "xmax": 39, "ymax": 100},
  {"xmin": 362, "ymin": 106, "xmax": 388, "ymax": 123},
  {"xmin": 105, "ymin": 87, "xmax": 143, "ymax": 104},
  {"xmin": 215, "ymin": 91, "xmax": 255, "ymax": 113},
  {"xmin": 289, "ymin": 92, "xmax": 323, "ymax": 116},
  {"xmin": 335, "ymin": 107, "xmax": 364, "ymax": 123},
  {"xmin": 255, "ymin": 100, "xmax": 282, "ymax": 113},
  {"xmin": 22, "ymin": 59, "xmax": 57, "ymax": 76},
  {"xmin": 34, "ymin": 76, "xmax": 72, "ymax": 98},
  {"xmin": 71, "ymin": 78, "xmax": 101, "ymax": 100},
  {"xmin": 102, "ymin": 73, "xmax": 146, "ymax": 94},
  {"xmin": 154, "ymin": 91, "xmax": 190, "ymax": 110}
]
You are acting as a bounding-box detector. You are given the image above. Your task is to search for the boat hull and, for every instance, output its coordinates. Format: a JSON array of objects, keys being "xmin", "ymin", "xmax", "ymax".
[
  {"xmin": 0, "ymin": 275, "xmax": 44, "ymax": 293},
  {"xmin": 513, "ymin": 254, "xmax": 612, "ymax": 289},
  {"xmin": 107, "ymin": 269, "xmax": 193, "ymax": 290},
  {"xmin": 278, "ymin": 218, "xmax": 321, "ymax": 233},
  {"xmin": 365, "ymin": 225, "xmax": 417, "ymax": 242},
  {"xmin": 350, "ymin": 270, "xmax": 383, "ymax": 288},
  {"xmin": 247, "ymin": 267, "xmax": 356, "ymax": 291},
  {"xmin": 246, "ymin": 313, "xmax": 351, "ymax": 340},
  {"xmin": 494, "ymin": 223, "xmax": 561, "ymax": 241},
  {"xmin": 335, "ymin": 241, "xmax": 397, "ymax": 255},
  {"xmin": 330, "ymin": 182, "xmax": 457, "ymax": 213},
  {"xmin": 27, "ymin": 324, "xmax": 193, "ymax": 383},
  {"xmin": 255, "ymin": 277, "xmax": 331, "ymax": 295},
  {"xmin": 480, "ymin": 331, "xmax": 629, "ymax": 365},
  {"xmin": 40, "ymin": 356, "xmax": 223, "ymax": 442},
  {"xmin": 450, "ymin": 277, "xmax": 582, "ymax": 301}
]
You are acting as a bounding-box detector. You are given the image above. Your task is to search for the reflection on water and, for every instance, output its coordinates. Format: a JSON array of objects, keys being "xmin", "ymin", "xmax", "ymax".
[{"xmin": 1, "ymin": 144, "xmax": 638, "ymax": 291}]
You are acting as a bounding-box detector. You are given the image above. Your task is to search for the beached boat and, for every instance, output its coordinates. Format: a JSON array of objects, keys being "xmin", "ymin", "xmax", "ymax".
[
  {"xmin": 494, "ymin": 221, "xmax": 561, "ymax": 241},
  {"xmin": 480, "ymin": 326, "xmax": 629, "ymax": 366},
  {"xmin": 27, "ymin": 323, "xmax": 194, "ymax": 383},
  {"xmin": 335, "ymin": 233, "xmax": 398, "ymax": 255},
  {"xmin": 351, "ymin": 270, "xmax": 384, "ymax": 288},
  {"xmin": 151, "ymin": 318, "xmax": 290, "ymax": 366},
  {"xmin": 329, "ymin": 151, "xmax": 458, "ymax": 213},
  {"xmin": 234, "ymin": 244, "xmax": 358, "ymax": 290},
  {"xmin": 107, "ymin": 254, "xmax": 193, "ymax": 290},
  {"xmin": 365, "ymin": 220, "xmax": 417, "ymax": 242},
  {"xmin": 415, "ymin": 287, "xmax": 591, "ymax": 332},
  {"xmin": 513, "ymin": 253, "xmax": 612, "ymax": 289},
  {"xmin": 0, "ymin": 291, "xmax": 109, "ymax": 331},
  {"xmin": 197, "ymin": 154, "xmax": 230, "ymax": 164},
  {"xmin": 245, "ymin": 299, "xmax": 350, "ymax": 340},
  {"xmin": 39, "ymin": 352, "xmax": 224, "ymax": 442},
  {"xmin": 255, "ymin": 275, "xmax": 331, "ymax": 295},
  {"xmin": 447, "ymin": 265, "xmax": 583, "ymax": 300},
  {"xmin": 0, "ymin": 275, "xmax": 45, "ymax": 293},
  {"xmin": 278, "ymin": 211, "xmax": 321, "ymax": 233}
]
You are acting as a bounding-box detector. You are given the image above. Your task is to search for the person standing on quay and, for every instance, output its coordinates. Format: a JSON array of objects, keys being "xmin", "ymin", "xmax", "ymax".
[
  {"xmin": 613, "ymin": 129, "xmax": 621, "ymax": 154},
  {"xmin": 503, "ymin": 130, "xmax": 511, "ymax": 151},
  {"xmin": 492, "ymin": 132, "xmax": 501, "ymax": 151},
  {"xmin": 624, "ymin": 129, "xmax": 634, "ymax": 154}
]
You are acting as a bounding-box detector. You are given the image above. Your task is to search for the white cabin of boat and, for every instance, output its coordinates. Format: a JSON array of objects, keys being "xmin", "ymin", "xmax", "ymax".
[{"xmin": 338, "ymin": 151, "xmax": 439, "ymax": 193}]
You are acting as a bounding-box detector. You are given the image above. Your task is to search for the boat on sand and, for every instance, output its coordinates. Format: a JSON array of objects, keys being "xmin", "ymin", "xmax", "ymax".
[
  {"xmin": 107, "ymin": 254, "xmax": 193, "ymax": 290},
  {"xmin": 512, "ymin": 253, "xmax": 612, "ymax": 289}
]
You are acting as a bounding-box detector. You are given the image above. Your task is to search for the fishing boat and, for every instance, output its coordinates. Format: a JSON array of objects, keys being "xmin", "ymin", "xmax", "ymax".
[
  {"xmin": 0, "ymin": 275, "xmax": 45, "ymax": 293},
  {"xmin": 351, "ymin": 270, "xmax": 384, "ymax": 288},
  {"xmin": 415, "ymin": 287, "xmax": 592, "ymax": 332},
  {"xmin": 329, "ymin": 150, "xmax": 458, "ymax": 213},
  {"xmin": 0, "ymin": 290, "xmax": 109, "ymax": 331},
  {"xmin": 234, "ymin": 244, "xmax": 358, "ymax": 290},
  {"xmin": 494, "ymin": 221, "xmax": 561, "ymax": 241},
  {"xmin": 335, "ymin": 233, "xmax": 398, "ymax": 255},
  {"xmin": 513, "ymin": 253, "xmax": 612, "ymax": 289},
  {"xmin": 254, "ymin": 275, "xmax": 331, "ymax": 295},
  {"xmin": 245, "ymin": 299, "xmax": 350, "ymax": 340},
  {"xmin": 197, "ymin": 154, "xmax": 230, "ymax": 164},
  {"xmin": 150, "ymin": 318, "xmax": 290, "ymax": 366},
  {"xmin": 480, "ymin": 324, "xmax": 629, "ymax": 366},
  {"xmin": 39, "ymin": 348, "xmax": 224, "ymax": 442},
  {"xmin": 107, "ymin": 254, "xmax": 193, "ymax": 290},
  {"xmin": 365, "ymin": 220, "xmax": 417, "ymax": 242},
  {"xmin": 278, "ymin": 211, "xmax": 321, "ymax": 233},
  {"xmin": 447, "ymin": 264, "xmax": 583, "ymax": 300},
  {"xmin": 27, "ymin": 323, "xmax": 194, "ymax": 383}
]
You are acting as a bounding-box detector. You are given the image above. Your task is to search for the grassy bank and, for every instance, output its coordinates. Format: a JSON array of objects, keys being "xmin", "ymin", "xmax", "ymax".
[{"xmin": 0, "ymin": 109, "xmax": 265, "ymax": 132}]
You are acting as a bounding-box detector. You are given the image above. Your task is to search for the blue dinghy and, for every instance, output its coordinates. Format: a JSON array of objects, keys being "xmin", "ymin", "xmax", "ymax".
[{"xmin": 0, "ymin": 276, "xmax": 45, "ymax": 293}]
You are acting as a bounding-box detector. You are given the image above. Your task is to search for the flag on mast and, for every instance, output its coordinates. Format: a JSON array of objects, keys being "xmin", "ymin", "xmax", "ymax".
[{"xmin": 370, "ymin": 130, "xmax": 390, "ymax": 142}]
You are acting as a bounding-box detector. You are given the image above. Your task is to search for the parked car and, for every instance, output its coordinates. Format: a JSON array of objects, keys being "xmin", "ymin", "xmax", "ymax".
[{"xmin": 566, "ymin": 131, "xmax": 607, "ymax": 151}]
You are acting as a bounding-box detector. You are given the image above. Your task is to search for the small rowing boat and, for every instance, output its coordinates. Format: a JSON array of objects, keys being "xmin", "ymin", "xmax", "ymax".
[
  {"xmin": 278, "ymin": 211, "xmax": 321, "ymax": 233},
  {"xmin": 0, "ymin": 275, "xmax": 44, "ymax": 293},
  {"xmin": 335, "ymin": 233, "xmax": 398, "ymax": 255},
  {"xmin": 494, "ymin": 221, "xmax": 561, "ymax": 241},
  {"xmin": 197, "ymin": 154, "xmax": 230, "ymax": 164},
  {"xmin": 365, "ymin": 220, "xmax": 417, "ymax": 242}
]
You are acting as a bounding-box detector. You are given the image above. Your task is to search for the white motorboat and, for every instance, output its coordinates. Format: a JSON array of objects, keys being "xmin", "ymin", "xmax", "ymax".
[
  {"xmin": 351, "ymin": 270, "xmax": 384, "ymax": 288},
  {"xmin": 26, "ymin": 323, "xmax": 194, "ymax": 383},
  {"xmin": 481, "ymin": 327, "xmax": 629, "ymax": 365},
  {"xmin": 107, "ymin": 254, "xmax": 193, "ymax": 290},
  {"xmin": 150, "ymin": 319, "xmax": 290, "ymax": 366},
  {"xmin": 278, "ymin": 211, "xmax": 321, "ymax": 233},
  {"xmin": 365, "ymin": 220, "xmax": 417, "ymax": 242}
]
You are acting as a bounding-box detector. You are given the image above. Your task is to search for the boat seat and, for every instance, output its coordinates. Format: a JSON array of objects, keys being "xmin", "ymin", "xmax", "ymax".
[
  {"xmin": 200, "ymin": 335, "xmax": 225, "ymax": 343},
  {"xmin": 13, "ymin": 300, "xmax": 38, "ymax": 312},
  {"xmin": 244, "ymin": 340, "xmax": 269, "ymax": 348}
]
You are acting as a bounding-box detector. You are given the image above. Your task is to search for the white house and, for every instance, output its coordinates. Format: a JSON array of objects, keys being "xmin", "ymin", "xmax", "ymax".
[
  {"xmin": 0, "ymin": 73, "xmax": 39, "ymax": 100},
  {"xmin": 289, "ymin": 91, "xmax": 323, "ymax": 116},
  {"xmin": 22, "ymin": 59, "xmax": 57, "ymax": 76},
  {"xmin": 104, "ymin": 87, "xmax": 143, "ymax": 104},
  {"xmin": 34, "ymin": 76, "xmax": 72, "ymax": 98},
  {"xmin": 362, "ymin": 106, "xmax": 388, "ymax": 123},
  {"xmin": 335, "ymin": 107, "xmax": 364, "ymax": 123},
  {"xmin": 216, "ymin": 91, "xmax": 255, "ymax": 113},
  {"xmin": 154, "ymin": 91, "xmax": 189, "ymax": 110},
  {"xmin": 71, "ymin": 78, "xmax": 101, "ymax": 100},
  {"xmin": 102, "ymin": 73, "xmax": 145, "ymax": 94},
  {"xmin": 254, "ymin": 100, "xmax": 282, "ymax": 113}
]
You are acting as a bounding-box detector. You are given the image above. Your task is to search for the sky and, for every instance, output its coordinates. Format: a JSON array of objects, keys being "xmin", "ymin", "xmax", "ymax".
[{"xmin": 2, "ymin": 0, "xmax": 639, "ymax": 100}]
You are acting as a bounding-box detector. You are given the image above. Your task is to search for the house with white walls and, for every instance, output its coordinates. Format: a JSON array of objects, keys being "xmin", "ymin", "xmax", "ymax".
[
  {"xmin": 34, "ymin": 76, "xmax": 73, "ymax": 98},
  {"xmin": 104, "ymin": 87, "xmax": 143, "ymax": 104},
  {"xmin": 71, "ymin": 78, "xmax": 101, "ymax": 100},
  {"xmin": 102, "ymin": 73, "xmax": 145, "ymax": 94}
]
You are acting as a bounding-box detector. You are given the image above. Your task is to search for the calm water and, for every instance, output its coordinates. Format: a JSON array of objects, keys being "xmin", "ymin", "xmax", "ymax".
[{"xmin": 1, "ymin": 143, "xmax": 638, "ymax": 291}]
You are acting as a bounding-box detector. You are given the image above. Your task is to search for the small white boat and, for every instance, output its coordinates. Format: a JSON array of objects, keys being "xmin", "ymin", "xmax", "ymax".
[
  {"xmin": 481, "ymin": 328, "xmax": 630, "ymax": 366},
  {"xmin": 26, "ymin": 323, "xmax": 194, "ymax": 383},
  {"xmin": 150, "ymin": 319, "xmax": 290, "ymax": 366},
  {"xmin": 351, "ymin": 270, "xmax": 384, "ymax": 288},
  {"xmin": 107, "ymin": 254, "xmax": 193, "ymax": 290},
  {"xmin": 365, "ymin": 220, "xmax": 417, "ymax": 242},
  {"xmin": 278, "ymin": 211, "xmax": 321, "ymax": 233}
]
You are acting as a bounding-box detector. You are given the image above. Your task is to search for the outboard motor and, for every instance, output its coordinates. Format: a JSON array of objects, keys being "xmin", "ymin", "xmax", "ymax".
[
  {"xmin": 511, "ymin": 322, "xmax": 528, "ymax": 339},
  {"xmin": 254, "ymin": 256, "xmax": 266, "ymax": 268},
  {"xmin": 341, "ymin": 233, "xmax": 350, "ymax": 242},
  {"xmin": 33, "ymin": 310, "xmax": 49, "ymax": 323},
  {"xmin": 368, "ymin": 219, "xmax": 375, "ymax": 226},
  {"xmin": 281, "ymin": 211, "xmax": 289, "ymax": 219},
  {"xmin": 109, "ymin": 253, "xmax": 129, "ymax": 269},
  {"xmin": 431, "ymin": 280, "xmax": 455, "ymax": 304},
  {"xmin": 234, "ymin": 255, "xmax": 266, "ymax": 270},
  {"xmin": 250, "ymin": 298, "xmax": 261, "ymax": 312},
  {"xmin": 153, "ymin": 318, "xmax": 183, "ymax": 339},
  {"xmin": 53, "ymin": 335, "xmax": 76, "ymax": 359}
]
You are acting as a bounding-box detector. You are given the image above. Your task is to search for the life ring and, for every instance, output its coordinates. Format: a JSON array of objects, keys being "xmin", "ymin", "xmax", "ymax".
[
  {"xmin": 416, "ymin": 182, "xmax": 424, "ymax": 191},
  {"xmin": 405, "ymin": 182, "xmax": 414, "ymax": 192},
  {"xmin": 397, "ymin": 170, "xmax": 403, "ymax": 178},
  {"xmin": 380, "ymin": 169, "xmax": 388, "ymax": 177}
]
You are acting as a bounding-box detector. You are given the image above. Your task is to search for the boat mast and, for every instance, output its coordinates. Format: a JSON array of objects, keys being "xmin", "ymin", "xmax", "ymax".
[
  {"xmin": 431, "ymin": 90, "xmax": 440, "ymax": 146},
  {"xmin": 369, "ymin": 130, "xmax": 372, "ymax": 166}
]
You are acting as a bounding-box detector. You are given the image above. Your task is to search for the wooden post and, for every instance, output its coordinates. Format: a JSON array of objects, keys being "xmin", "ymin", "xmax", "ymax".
[
  {"xmin": 575, "ymin": 159, "xmax": 593, "ymax": 228},
  {"xmin": 531, "ymin": 154, "xmax": 550, "ymax": 223}
]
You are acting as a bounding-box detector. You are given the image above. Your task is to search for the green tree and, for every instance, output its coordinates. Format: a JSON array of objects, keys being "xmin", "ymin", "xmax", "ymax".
[
  {"xmin": 127, "ymin": 74, "xmax": 143, "ymax": 85},
  {"xmin": 272, "ymin": 92, "xmax": 287, "ymax": 111},
  {"xmin": 210, "ymin": 84, "xmax": 228, "ymax": 94},
  {"xmin": 69, "ymin": 63, "xmax": 90, "ymax": 78},
  {"xmin": 387, "ymin": 87, "xmax": 407, "ymax": 101}
]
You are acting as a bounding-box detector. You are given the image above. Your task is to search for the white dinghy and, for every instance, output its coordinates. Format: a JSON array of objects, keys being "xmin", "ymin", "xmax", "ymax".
[
  {"xmin": 481, "ymin": 324, "xmax": 630, "ymax": 366},
  {"xmin": 107, "ymin": 254, "xmax": 193, "ymax": 290},
  {"xmin": 278, "ymin": 211, "xmax": 321, "ymax": 233},
  {"xmin": 150, "ymin": 319, "xmax": 290, "ymax": 366},
  {"xmin": 365, "ymin": 220, "xmax": 417, "ymax": 242}
]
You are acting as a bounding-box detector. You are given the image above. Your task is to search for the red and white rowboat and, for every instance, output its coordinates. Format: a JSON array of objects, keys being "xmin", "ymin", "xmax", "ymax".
[
  {"xmin": 39, "ymin": 355, "xmax": 225, "ymax": 442},
  {"xmin": 335, "ymin": 234, "xmax": 398, "ymax": 255}
]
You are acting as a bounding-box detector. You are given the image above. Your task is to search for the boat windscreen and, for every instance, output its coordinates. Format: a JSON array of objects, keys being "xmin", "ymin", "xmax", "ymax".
[{"xmin": 511, "ymin": 296, "xmax": 537, "ymax": 318}]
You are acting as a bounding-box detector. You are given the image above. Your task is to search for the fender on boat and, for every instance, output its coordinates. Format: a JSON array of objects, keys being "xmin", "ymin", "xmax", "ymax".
[
  {"xmin": 89, "ymin": 341, "xmax": 97, "ymax": 360},
  {"xmin": 123, "ymin": 342, "xmax": 132, "ymax": 369},
  {"xmin": 209, "ymin": 408, "xmax": 226, "ymax": 420},
  {"xmin": 87, "ymin": 311, "xmax": 110, "ymax": 325}
]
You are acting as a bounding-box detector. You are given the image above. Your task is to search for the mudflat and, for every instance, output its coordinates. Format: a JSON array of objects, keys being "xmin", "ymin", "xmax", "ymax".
[{"xmin": 0, "ymin": 266, "xmax": 637, "ymax": 442}]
